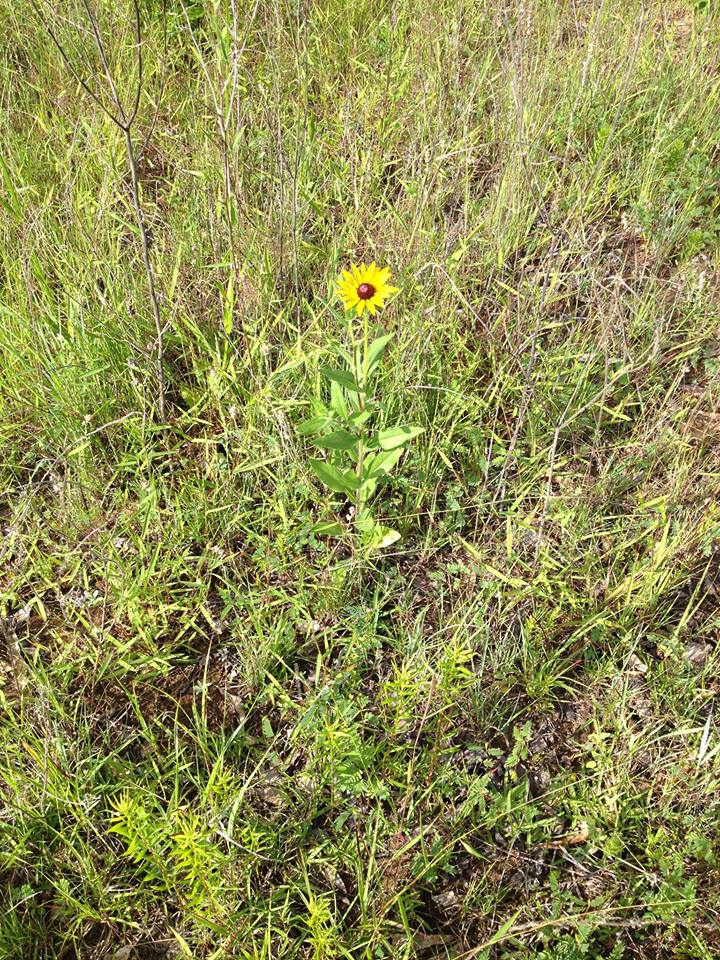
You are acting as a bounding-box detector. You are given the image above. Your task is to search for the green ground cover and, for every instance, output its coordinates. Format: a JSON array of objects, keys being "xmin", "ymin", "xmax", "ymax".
[{"xmin": 1, "ymin": 1, "xmax": 720, "ymax": 957}]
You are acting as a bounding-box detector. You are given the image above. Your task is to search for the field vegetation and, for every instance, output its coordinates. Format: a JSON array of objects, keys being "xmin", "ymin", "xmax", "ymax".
[{"xmin": 2, "ymin": 1, "xmax": 720, "ymax": 957}]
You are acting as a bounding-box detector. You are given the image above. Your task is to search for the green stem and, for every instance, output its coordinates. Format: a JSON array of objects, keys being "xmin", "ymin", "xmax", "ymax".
[{"xmin": 352, "ymin": 310, "xmax": 370, "ymax": 521}]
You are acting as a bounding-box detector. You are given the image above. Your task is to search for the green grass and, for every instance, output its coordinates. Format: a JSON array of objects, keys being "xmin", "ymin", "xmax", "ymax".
[{"xmin": 2, "ymin": 0, "xmax": 720, "ymax": 957}]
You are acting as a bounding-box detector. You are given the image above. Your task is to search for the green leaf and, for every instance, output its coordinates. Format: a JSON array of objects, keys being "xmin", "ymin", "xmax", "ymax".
[
  {"xmin": 348, "ymin": 408, "xmax": 373, "ymax": 428},
  {"xmin": 354, "ymin": 514, "xmax": 375, "ymax": 533},
  {"xmin": 357, "ymin": 520, "xmax": 401, "ymax": 550},
  {"xmin": 374, "ymin": 526, "xmax": 401, "ymax": 549},
  {"xmin": 320, "ymin": 366, "xmax": 363, "ymax": 393},
  {"xmin": 364, "ymin": 447, "xmax": 405, "ymax": 479},
  {"xmin": 311, "ymin": 519, "xmax": 344, "ymax": 536},
  {"xmin": 314, "ymin": 429, "xmax": 358, "ymax": 451},
  {"xmin": 329, "ymin": 380, "xmax": 349, "ymax": 420},
  {"xmin": 377, "ymin": 425, "xmax": 425, "ymax": 450},
  {"xmin": 359, "ymin": 447, "xmax": 405, "ymax": 498},
  {"xmin": 310, "ymin": 459, "xmax": 361, "ymax": 494},
  {"xmin": 366, "ymin": 332, "xmax": 394, "ymax": 374},
  {"xmin": 297, "ymin": 415, "xmax": 333, "ymax": 436}
]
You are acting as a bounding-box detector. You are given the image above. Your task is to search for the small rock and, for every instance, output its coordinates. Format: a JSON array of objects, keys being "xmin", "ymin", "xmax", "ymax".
[
  {"xmin": 431, "ymin": 888, "xmax": 458, "ymax": 912},
  {"xmin": 460, "ymin": 746, "xmax": 488, "ymax": 771},
  {"xmin": 530, "ymin": 730, "xmax": 554, "ymax": 755},
  {"xmin": 627, "ymin": 654, "xmax": 648, "ymax": 675},
  {"xmin": 686, "ymin": 642, "xmax": 713, "ymax": 670},
  {"xmin": 530, "ymin": 767, "xmax": 551, "ymax": 795},
  {"xmin": 14, "ymin": 605, "xmax": 32, "ymax": 625},
  {"xmin": 225, "ymin": 693, "xmax": 245, "ymax": 716},
  {"xmin": 255, "ymin": 769, "xmax": 285, "ymax": 809}
]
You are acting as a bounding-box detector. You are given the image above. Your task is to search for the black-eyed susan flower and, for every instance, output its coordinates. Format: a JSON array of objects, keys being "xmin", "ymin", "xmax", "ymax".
[{"xmin": 337, "ymin": 262, "xmax": 400, "ymax": 316}]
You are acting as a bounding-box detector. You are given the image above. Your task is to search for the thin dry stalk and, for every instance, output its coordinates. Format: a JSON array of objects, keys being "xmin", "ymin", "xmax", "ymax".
[{"xmin": 31, "ymin": 0, "xmax": 168, "ymax": 420}]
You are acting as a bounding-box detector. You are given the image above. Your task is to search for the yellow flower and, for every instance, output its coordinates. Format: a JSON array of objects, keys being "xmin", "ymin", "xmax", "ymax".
[{"xmin": 336, "ymin": 262, "xmax": 400, "ymax": 316}]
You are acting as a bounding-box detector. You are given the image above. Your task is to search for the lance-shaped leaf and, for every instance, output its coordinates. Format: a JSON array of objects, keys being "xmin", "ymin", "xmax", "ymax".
[
  {"xmin": 311, "ymin": 519, "xmax": 344, "ymax": 536},
  {"xmin": 377, "ymin": 425, "xmax": 425, "ymax": 450},
  {"xmin": 314, "ymin": 429, "xmax": 358, "ymax": 452},
  {"xmin": 297, "ymin": 415, "xmax": 334, "ymax": 436},
  {"xmin": 366, "ymin": 332, "xmax": 394, "ymax": 375},
  {"xmin": 320, "ymin": 366, "xmax": 363, "ymax": 394},
  {"xmin": 359, "ymin": 447, "xmax": 405, "ymax": 498},
  {"xmin": 310, "ymin": 459, "xmax": 361, "ymax": 494},
  {"xmin": 371, "ymin": 525, "xmax": 401, "ymax": 549}
]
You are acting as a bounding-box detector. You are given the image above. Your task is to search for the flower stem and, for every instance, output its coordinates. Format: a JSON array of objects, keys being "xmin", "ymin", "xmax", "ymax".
[{"xmin": 351, "ymin": 310, "xmax": 371, "ymax": 521}]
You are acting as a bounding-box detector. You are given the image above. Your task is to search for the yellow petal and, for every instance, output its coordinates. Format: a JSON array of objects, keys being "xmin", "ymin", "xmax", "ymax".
[
  {"xmin": 355, "ymin": 300, "xmax": 365, "ymax": 316},
  {"xmin": 367, "ymin": 300, "xmax": 377, "ymax": 315}
]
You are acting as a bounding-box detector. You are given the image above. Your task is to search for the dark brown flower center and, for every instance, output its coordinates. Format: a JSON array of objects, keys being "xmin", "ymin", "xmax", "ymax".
[{"xmin": 357, "ymin": 282, "xmax": 375, "ymax": 300}]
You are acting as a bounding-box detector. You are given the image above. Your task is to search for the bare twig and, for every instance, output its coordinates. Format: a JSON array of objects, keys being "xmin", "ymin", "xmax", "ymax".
[
  {"xmin": 31, "ymin": 0, "xmax": 168, "ymax": 420},
  {"xmin": 123, "ymin": 121, "xmax": 166, "ymax": 419}
]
